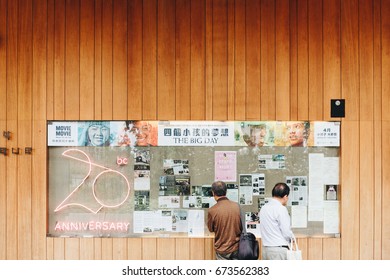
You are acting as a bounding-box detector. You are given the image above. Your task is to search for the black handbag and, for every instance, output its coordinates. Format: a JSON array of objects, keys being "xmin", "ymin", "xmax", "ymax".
[{"xmin": 237, "ymin": 209, "xmax": 259, "ymax": 260}]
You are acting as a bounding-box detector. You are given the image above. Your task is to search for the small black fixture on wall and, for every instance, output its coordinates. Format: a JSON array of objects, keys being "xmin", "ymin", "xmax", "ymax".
[
  {"xmin": 12, "ymin": 147, "xmax": 20, "ymax": 155},
  {"xmin": 331, "ymin": 99, "xmax": 345, "ymax": 118},
  {"xmin": 0, "ymin": 147, "xmax": 7, "ymax": 156},
  {"xmin": 3, "ymin": 131, "xmax": 11, "ymax": 140}
]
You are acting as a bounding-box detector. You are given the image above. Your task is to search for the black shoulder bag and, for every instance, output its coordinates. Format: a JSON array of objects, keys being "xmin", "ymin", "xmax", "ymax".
[{"xmin": 237, "ymin": 208, "xmax": 259, "ymax": 260}]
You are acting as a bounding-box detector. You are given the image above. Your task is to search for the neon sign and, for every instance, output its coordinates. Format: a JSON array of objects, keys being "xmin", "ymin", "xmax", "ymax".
[
  {"xmin": 54, "ymin": 221, "xmax": 130, "ymax": 232},
  {"xmin": 54, "ymin": 149, "xmax": 130, "ymax": 214}
]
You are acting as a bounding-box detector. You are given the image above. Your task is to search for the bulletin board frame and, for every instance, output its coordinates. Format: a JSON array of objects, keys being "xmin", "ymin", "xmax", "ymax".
[{"xmin": 47, "ymin": 120, "xmax": 341, "ymax": 238}]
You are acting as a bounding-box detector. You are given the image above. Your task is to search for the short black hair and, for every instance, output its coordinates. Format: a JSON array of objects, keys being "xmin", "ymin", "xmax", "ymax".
[
  {"xmin": 211, "ymin": 181, "xmax": 227, "ymax": 197},
  {"xmin": 272, "ymin": 182, "xmax": 290, "ymax": 198}
]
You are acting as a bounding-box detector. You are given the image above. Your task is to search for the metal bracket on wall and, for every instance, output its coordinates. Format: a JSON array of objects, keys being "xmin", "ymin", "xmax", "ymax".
[
  {"xmin": 25, "ymin": 147, "xmax": 32, "ymax": 154},
  {"xmin": 12, "ymin": 148, "xmax": 20, "ymax": 155},
  {"xmin": 0, "ymin": 147, "xmax": 7, "ymax": 156}
]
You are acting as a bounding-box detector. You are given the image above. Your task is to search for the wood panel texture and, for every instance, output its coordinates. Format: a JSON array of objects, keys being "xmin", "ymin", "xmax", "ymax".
[
  {"xmin": 0, "ymin": 0, "xmax": 7, "ymax": 261},
  {"xmin": 0, "ymin": 0, "xmax": 388, "ymax": 260}
]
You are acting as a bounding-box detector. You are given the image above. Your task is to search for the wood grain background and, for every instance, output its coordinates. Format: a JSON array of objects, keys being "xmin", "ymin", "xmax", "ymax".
[{"xmin": 0, "ymin": 0, "xmax": 388, "ymax": 260}]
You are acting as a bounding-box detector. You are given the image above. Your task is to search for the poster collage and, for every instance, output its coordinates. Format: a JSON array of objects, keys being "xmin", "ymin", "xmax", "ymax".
[
  {"xmin": 48, "ymin": 120, "xmax": 340, "ymax": 148},
  {"xmin": 48, "ymin": 121, "xmax": 340, "ymax": 237}
]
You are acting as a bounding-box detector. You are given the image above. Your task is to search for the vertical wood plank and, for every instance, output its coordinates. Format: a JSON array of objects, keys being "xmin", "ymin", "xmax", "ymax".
[
  {"xmin": 382, "ymin": 0, "xmax": 390, "ymax": 259},
  {"xmin": 204, "ymin": 238, "xmax": 214, "ymax": 260},
  {"xmin": 54, "ymin": 0, "xmax": 66, "ymax": 119},
  {"xmin": 212, "ymin": 0, "xmax": 228, "ymax": 120},
  {"xmin": 53, "ymin": 238, "xmax": 65, "ymax": 259},
  {"xmin": 94, "ymin": 0, "xmax": 103, "ymax": 119},
  {"xmin": 65, "ymin": 238, "xmax": 80, "ymax": 260},
  {"xmin": 32, "ymin": 0, "xmax": 48, "ymax": 123},
  {"xmin": 308, "ymin": 0, "xmax": 322, "ymax": 120},
  {"xmin": 157, "ymin": 0, "xmax": 176, "ymax": 120},
  {"xmin": 246, "ymin": 0, "xmax": 261, "ymax": 120},
  {"xmin": 18, "ymin": 0, "xmax": 33, "ymax": 260},
  {"xmin": 113, "ymin": 0, "xmax": 128, "ymax": 120},
  {"xmin": 205, "ymin": 0, "xmax": 213, "ymax": 120},
  {"xmin": 190, "ymin": 0, "xmax": 206, "ymax": 120},
  {"xmin": 382, "ymin": 122, "xmax": 390, "ymax": 258},
  {"xmin": 383, "ymin": 1, "xmax": 390, "ymax": 121},
  {"xmin": 360, "ymin": 121, "xmax": 375, "ymax": 259},
  {"xmin": 373, "ymin": 0, "xmax": 382, "ymax": 260},
  {"xmin": 46, "ymin": 0, "xmax": 55, "ymax": 120},
  {"xmin": 101, "ymin": 238, "xmax": 113, "ymax": 260},
  {"xmin": 341, "ymin": 121, "xmax": 360, "ymax": 259},
  {"xmin": 290, "ymin": 0, "xmax": 298, "ymax": 120},
  {"xmin": 142, "ymin": 238, "xmax": 157, "ymax": 259},
  {"xmin": 143, "ymin": 0, "xmax": 157, "ymax": 120},
  {"xmin": 175, "ymin": 238, "xmax": 190, "ymax": 260},
  {"xmin": 176, "ymin": 0, "xmax": 191, "ymax": 120},
  {"xmin": 190, "ymin": 238, "xmax": 205, "ymax": 260},
  {"xmin": 227, "ymin": 0, "xmax": 235, "ymax": 120},
  {"xmin": 323, "ymin": 0, "xmax": 341, "ymax": 120},
  {"xmin": 113, "ymin": 238, "xmax": 127, "ymax": 259},
  {"xmin": 94, "ymin": 238, "xmax": 102, "ymax": 260},
  {"xmin": 275, "ymin": 0, "xmax": 290, "ymax": 120},
  {"xmin": 234, "ymin": 0, "xmax": 246, "ymax": 120},
  {"xmin": 359, "ymin": 0, "xmax": 375, "ymax": 260},
  {"xmin": 128, "ymin": 0, "xmax": 143, "ymax": 120},
  {"xmin": 359, "ymin": 0, "xmax": 374, "ymax": 121},
  {"xmin": 46, "ymin": 238, "xmax": 54, "ymax": 260},
  {"xmin": 296, "ymin": 238, "xmax": 307, "ymax": 260},
  {"xmin": 127, "ymin": 238, "xmax": 142, "ymax": 259},
  {"xmin": 323, "ymin": 238, "xmax": 341, "ymax": 260},
  {"xmin": 297, "ymin": 0, "xmax": 309, "ymax": 120},
  {"xmin": 31, "ymin": 122, "xmax": 47, "ymax": 259},
  {"xmin": 308, "ymin": 238, "xmax": 323, "ymax": 260},
  {"xmin": 0, "ymin": 0, "xmax": 6, "ymax": 260},
  {"xmin": 80, "ymin": 0, "xmax": 95, "ymax": 120},
  {"xmin": 102, "ymin": 0, "xmax": 113, "ymax": 120},
  {"xmin": 260, "ymin": 0, "xmax": 276, "ymax": 120},
  {"xmin": 342, "ymin": 0, "xmax": 359, "ymax": 120},
  {"xmin": 80, "ymin": 238, "xmax": 95, "ymax": 260},
  {"xmin": 65, "ymin": 0, "xmax": 80, "ymax": 119},
  {"xmin": 157, "ymin": 238, "xmax": 175, "ymax": 260},
  {"xmin": 6, "ymin": 0, "xmax": 18, "ymax": 259}
]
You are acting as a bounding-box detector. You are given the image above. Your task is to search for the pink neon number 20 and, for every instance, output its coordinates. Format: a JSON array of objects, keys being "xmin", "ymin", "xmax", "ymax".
[{"xmin": 54, "ymin": 149, "xmax": 130, "ymax": 214}]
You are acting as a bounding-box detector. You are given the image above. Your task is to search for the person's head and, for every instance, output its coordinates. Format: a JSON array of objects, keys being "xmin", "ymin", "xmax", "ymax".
[
  {"xmin": 272, "ymin": 182, "xmax": 290, "ymax": 206},
  {"xmin": 131, "ymin": 121, "xmax": 152, "ymax": 146},
  {"xmin": 211, "ymin": 181, "xmax": 227, "ymax": 199},
  {"xmin": 286, "ymin": 121, "xmax": 310, "ymax": 147},
  {"xmin": 87, "ymin": 122, "xmax": 110, "ymax": 146}
]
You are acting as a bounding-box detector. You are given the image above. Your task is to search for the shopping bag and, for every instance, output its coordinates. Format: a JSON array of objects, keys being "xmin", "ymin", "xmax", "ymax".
[
  {"xmin": 238, "ymin": 232, "xmax": 259, "ymax": 260},
  {"xmin": 286, "ymin": 235, "xmax": 302, "ymax": 260}
]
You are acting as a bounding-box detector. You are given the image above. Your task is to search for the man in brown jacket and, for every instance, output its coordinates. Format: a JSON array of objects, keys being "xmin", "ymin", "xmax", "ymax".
[{"xmin": 207, "ymin": 181, "xmax": 242, "ymax": 260}]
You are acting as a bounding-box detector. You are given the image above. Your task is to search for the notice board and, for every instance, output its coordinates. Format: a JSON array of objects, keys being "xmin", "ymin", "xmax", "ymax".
[{"xmin": 47, "ymin": 121, "xmax": 340, "ymax": 238}]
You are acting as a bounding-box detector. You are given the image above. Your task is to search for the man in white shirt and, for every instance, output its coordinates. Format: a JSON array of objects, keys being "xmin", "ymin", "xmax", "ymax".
[{"xmin": 259, "ymin": 182, "xmax": 294, "ymax": 260}]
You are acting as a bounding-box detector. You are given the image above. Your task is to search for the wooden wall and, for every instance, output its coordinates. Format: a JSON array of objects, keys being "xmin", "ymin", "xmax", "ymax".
[{"xmin": 0, "ymin": 0, "xmax": 388, "ymax": 260}]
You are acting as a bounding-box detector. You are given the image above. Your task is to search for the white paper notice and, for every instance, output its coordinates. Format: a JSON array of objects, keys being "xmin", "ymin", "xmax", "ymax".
[
  {"xmin": 133, "ymin": 211, "xmax": 155, "ymax": 234},
  {"xmin": 308, "ymin": 153, "xmax": 324, "ymax": 221},
  {"xmin": 323, "ymin": 201, "xmax": 340, "ymax": 234},
  {"xmin": 158, "ymin": 196, "xmax": 180, "ymax": 208},
  {"xmin": 323, "ymin": 157, "xmax": 339, "ymax": 185},
  {"xmin": 291, "ymin": 206, "xmax": 308, "ymax": 228},
  {"xmin": 47, "ymin": 121, "xmax": 79, "ymax": 146},
  {"xmin": 187, "ymin": 210, "xmax": 204, "ymax": 237}
]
